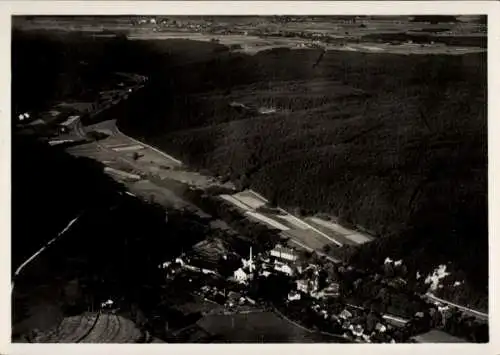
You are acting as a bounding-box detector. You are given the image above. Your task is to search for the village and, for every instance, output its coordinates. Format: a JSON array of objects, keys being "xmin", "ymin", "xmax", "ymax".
[{"xmin": 157, "ymin": 237, "xmax": 483, "ymax": 343}]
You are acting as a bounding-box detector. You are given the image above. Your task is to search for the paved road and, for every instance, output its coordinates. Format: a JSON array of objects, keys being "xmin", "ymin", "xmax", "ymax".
[{"xmin": 425, "ymin": 292, "xmax": 488, "ymax": 321}]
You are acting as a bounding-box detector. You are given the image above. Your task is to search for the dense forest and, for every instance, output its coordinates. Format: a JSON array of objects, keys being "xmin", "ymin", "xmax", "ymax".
[
  {"xmin": 119, "ymin": 39, "xmax": 487, "ymax": 301},
  {"xmin": 11, "ymin": 133, "xmax": 228, "ymax": 341},
  {"xmin": 12, "ymin": 27, "xmax": 488, "ymax": 306}
]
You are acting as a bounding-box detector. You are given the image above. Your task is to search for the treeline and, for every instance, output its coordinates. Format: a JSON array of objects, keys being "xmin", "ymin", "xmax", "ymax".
[{"xmin": 13, "ymin": 30, "xmax": 488, "ymax": 308}]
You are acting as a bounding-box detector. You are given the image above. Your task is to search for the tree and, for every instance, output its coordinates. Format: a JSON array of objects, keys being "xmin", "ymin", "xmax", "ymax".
[{"xmin": 269, "ymin": 191, "xmax": 279, "ymax": 208}]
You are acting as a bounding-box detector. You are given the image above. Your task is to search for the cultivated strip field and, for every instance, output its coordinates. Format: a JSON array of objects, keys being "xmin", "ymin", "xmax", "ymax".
[
  {"xmin": 219, "ymin": 189, "xmax": 365, "ymax": 253},
  {"xmin": 232, "ymin": 190, "xmax": 268, "ymax": 210},
  {"xmin": 220, "ymin": 194, "xmax": 253, "ymax": 212},
  {"xmin": 280, "ymin": 228, "xmax": 332, "ymax": 250},
  {"xmin": 306, "ymin": 217, "xmax": 373, "ymax": 245}
]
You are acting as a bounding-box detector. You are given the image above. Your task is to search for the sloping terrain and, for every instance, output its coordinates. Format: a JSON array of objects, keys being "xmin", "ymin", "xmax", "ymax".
[
  {"xmin": 12, "ymin": 28, "xmax": 488, "ymax": 307},
  {"xmin": 118, "ymin": 41, "xmax": 487, "ymax": 295}
]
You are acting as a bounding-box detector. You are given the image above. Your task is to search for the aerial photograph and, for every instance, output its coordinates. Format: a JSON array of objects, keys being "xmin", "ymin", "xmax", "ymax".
[{"xmin": 11, "ymin": 15, "xmax": 487, "ymax": 344}]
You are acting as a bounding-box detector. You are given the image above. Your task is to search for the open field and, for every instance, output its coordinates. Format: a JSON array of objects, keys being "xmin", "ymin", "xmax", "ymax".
[
  {"xmin": 233, "ymin": 190, "xmax": 268, "ymax": 210},
  {"xmin": 280, "ymin": 228, "xmax": 332, "ymax": 251},
  {"xmin": 307, "ymin": 217, "xmax": 373, "ymax": 244},
  {"xmin": 245, "ymin": 211, "xmax": 290, "ymax": 231},
  {"xmin": 29, "ymin": 312, "xmax": 145, "ymax": 343},
  {"xmin": 218, "ymin": 190, "xmax": 347, "ymax": 254},
  {"xmin": 197, "ymin": 310, "xmax": 346, "ymax": 343},
  {"xmin": 12, "ymin": 17, "xmax": 488, "ymax": 320}
]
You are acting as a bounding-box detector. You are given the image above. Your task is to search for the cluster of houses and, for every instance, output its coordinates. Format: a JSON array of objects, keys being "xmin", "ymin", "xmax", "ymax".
[
  {"xmin": 157, "ymin": 244, "xmax": 473, "ymax": 343},
  {"xmin": 159, "ymin": 256, "xmax": 219, "ymax": 280},
  {"xmin": 230, "ymin": 244, "xmax": 342, "ymax": 304},
  {"xmin": 335, "ymin": 308, "xmax": 395, "ymax": 343},
  {"xmin": 231, "ymin": 244, "xmax": 296, "ymax": 284}
]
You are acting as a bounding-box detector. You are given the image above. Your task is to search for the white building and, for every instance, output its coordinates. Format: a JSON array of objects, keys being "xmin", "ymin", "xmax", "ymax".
[
  {"xmin": 175, "ymin": 257, "xmax": 185, "ymax": 266},
  {"xmin": 425, "ymin": 264, "xmax": 451, "ymax": 291},
  {"xmin": 339, "ymin": 309, "xmax": 353, "ymax": 320},
  {"xmin": 101, "ymin": 299, "xmax": 114, "ymax": 308},
  {"xmin": 352, "ymin": 325, "xmax": 364, "ymax": 337},
  {"xmin": 270, "ymin": 244, "xmax": 297, "ymax": 262},
  {"xmin": 234, "ymin": 268, "xmax": 248, "ymax": 284}
]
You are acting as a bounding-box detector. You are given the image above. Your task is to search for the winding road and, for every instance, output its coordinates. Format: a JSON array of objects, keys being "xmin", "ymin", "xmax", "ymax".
[{"xmin": 425, "ymin": 293, "xmax": 488, "ymax": 322}]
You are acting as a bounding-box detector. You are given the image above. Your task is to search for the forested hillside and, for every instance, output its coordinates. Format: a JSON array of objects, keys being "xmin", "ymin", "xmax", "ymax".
[{"xmin": 13, "ymin": 29, "xmax": 488, "ymax": 304}]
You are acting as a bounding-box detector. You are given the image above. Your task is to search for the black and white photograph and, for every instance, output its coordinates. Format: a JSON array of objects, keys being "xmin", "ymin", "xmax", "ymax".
[{"xmin": 7, "ymin": 5, "xmax": 492, "ymax": 347}]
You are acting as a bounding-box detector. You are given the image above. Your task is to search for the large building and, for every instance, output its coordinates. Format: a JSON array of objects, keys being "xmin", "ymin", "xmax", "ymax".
[{"xmin": 270, "ymin": 244, "xmax": 297, "ymax": 262}]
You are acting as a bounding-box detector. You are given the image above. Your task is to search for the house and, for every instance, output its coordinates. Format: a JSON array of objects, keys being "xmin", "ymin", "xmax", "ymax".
[
  {"xmin": 309, "ymin": 279, "xmax": 319, "ymax": 293},
  {"xmin": 270, "ymin": 244, "xmax": 298, "ymax": 262},
  {"xmin": 296, "ymin": 279, "xmax": 309, "ymax": 293},
  {"xmin": 226, "ymin": 291, "xmax": 242, "ymax": 307},
  {"xmin": 339, "ymin": 309, "xmax": 353, "ymax": 320},
  {"xmin": 260, "ymin": 270, "xmax": 271, "ymax": 277},
  {"xmin": 274, "ymin": 262, "xmax": 294, "ymax": 276},
  {"xmin": 288, "ymin": 291, "xmax": 301, "ymax": 301},
  {"xmin": 322, "ymin": 283, "xmax": 340, "ymax": 297},
  {"xmin": 160, "ymin": 261, "xmax": 171, "ymax": 269},
  {"xmin": 352, "ymin": 324, "xmax": 364, "ymax": 337},
  {"xmin": 101, "ymin": 299, "xmax": 114, "ymax": 308},
  {"xmin": 375, "ymin": 323, "xmax": 387, "ymax": 333},
  {"xmin": 228, "ymin": 291, "xmax": 241, "ymax": 301},
  {"xmin": 233, "ymin": 268, "xmax": 248, "ymax": 284}
]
